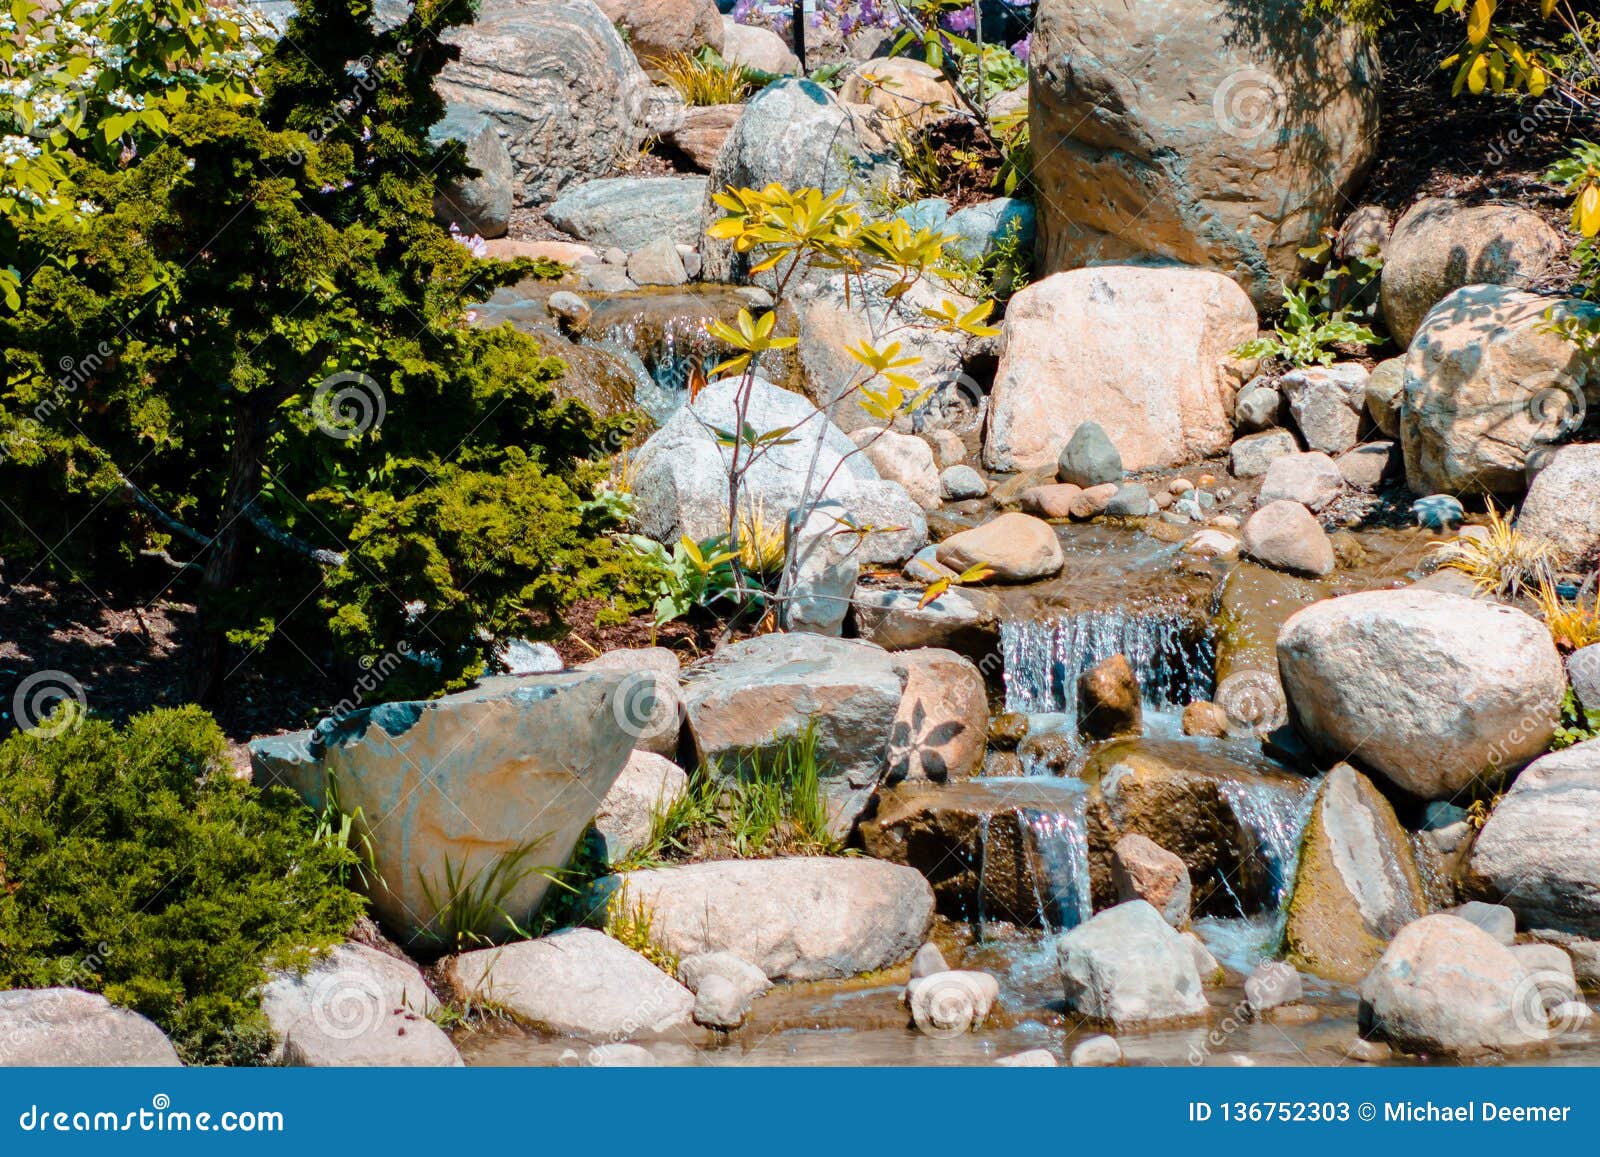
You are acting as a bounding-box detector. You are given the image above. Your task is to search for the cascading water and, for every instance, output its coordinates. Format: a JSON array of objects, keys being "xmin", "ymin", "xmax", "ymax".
[
  {"xmin": 1019, "ymin": 797, "xmax": 1092, "ymax": 930},
  {"xmin": 586, "ymin": 310, "xmax": 730, "ymax": 423},
  {"xmin": 1001, "ymin": 609, "xmax": 1216, "ymax": 723},
  {"xmin": 1219, "ymin": 777, "xmax": 1319, "ymax": 911}
]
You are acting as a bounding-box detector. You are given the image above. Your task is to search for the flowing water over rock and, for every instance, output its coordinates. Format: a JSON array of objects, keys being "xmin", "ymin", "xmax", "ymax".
[
  {"xmin": 1001, "ymin": 610, "xmax": 1217, "ymax": 724},
  {"xmin": 583, "ymin": 291, "xmax": 742, "ymax": 422}
]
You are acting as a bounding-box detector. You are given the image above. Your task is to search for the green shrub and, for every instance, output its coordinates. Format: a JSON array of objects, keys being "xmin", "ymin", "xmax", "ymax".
[
  {"xmin": 0, "ymin": 707, "xmax": 364, "ymax": 1064},
  {"xmin": 0, "ymin": 0, "xmax": 655, "ymax": 702}
]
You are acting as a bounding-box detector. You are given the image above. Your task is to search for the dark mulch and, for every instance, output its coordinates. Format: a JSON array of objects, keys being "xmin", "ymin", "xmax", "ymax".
[
  {"xmin": 1361, "ymin": 12, "xmax": 1590, "ymax": 263},
  {"xmin": 547, "ymin": 597, "xmax": 761, "ymax": 669}
]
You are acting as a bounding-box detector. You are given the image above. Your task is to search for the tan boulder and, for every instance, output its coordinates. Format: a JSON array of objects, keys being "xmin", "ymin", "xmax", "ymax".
[
  {"xmin": 885, "ymin": 649, "xmax": 989, "ymax": 783},
  {"xmin": 840, "ymin": 57, "xmax": 957, "ymax": 127},
  {"xmin": 983, "ymin": 268, "xmax": 1257, "ymax": 473},
  {"xmin": 935, "ymin": 512, "xmax": 1064, "ymax": 582},
  {"xmin": 1381, "ymin": 198, "xmax": 1565, "ymax": 346}
]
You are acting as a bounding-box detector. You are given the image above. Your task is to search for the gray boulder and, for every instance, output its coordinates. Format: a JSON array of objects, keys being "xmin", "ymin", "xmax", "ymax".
[
  {"xmin": 1365, "ymin": 357, "xmax": 1405, "ymax": 437},
  {"xmin": 1056, "ymin": 900, "xmax": 1209, "ymax": 1028},
  {"xmin": 1277, "ymin": 590, "xmax": 1565, "ymax": 800},
  {"xmin": 850, "ymin": 587, "xmax": 993, "ymax": 654},
  {"xmin": 940, "ymin": 465, "xmax": 987, "ymax": 500},
  {"xmin": 1336, "ymin": 441, "xmax": 1399, "ymax": 490},
  {"xmin": 1234, "ymin": 379, "xmax": 1285, "ymax": 433},
  {"xmin": 251, "ymin": 672, "xmax": 635, "ymax": 944},
  {"xmin": 606, "ymin": 858, "xmax": 934, "ymax": 980},
  {"xmin": 261, "ymin": 943, "xmax": 461, "ymax": 1067},
  {"xmin": 1470, "ymin": 739, "xmax": 1600, "ymax": 937},
  {"xmin": 0, "ymin": 989, "xmax": 180, "ymax": 1066},
  {"xmin": 791, "ymin": 272, "xmax": 980, "ymax": 435},
  {"xmin": 1517, "ymin": 444, "xmax": 1600, "ymax": 566},
  {"xmin": 1452, "ymin": 901, "xmax": 1517, "ymax": 945},
  {"xmin": 1056, "ymin": 421, "xmax": 1123, "ymax": 488},
  {"xmin": 1259, "ymin": 451, "xmax": 1343, "ymax": 511},
  {"xmin": 547, "ymin": 176, "xmax": 707, "ymax": 253},
  {"xmin": 1359, "ymin": 915, "xmax": 1548, "ymax": 1057},
  {"xmin": 1281, "ymin": 364, "xmax": 1369, "ymax": 455},
  {"xmin": 444, "ymin": 929, "xmax": 694, "ymax": 1039},
  {"xmin": 1569, "ymin": 644, "xmax": 1600, "ymax": 714},
  {"xmin": 677, "ymin": 952, "xmax": 770, "ymax": 1005},
  {"xmin": 1229, "ymin": 429, "xmax": 1299, "ymax": 479},
  {"xmin": 1030, "ymin": 0, "xmax": 1378, "ymax": 308},
  {"xmin": 628, "ymin": 376, "xmax": 927, "ymax": 566},
  {"xmin": 680, "ymin": 634, "xmax": 905, "ymax": 833},
  {"xmin": 785, "ymin": 501, "xmax": 861, "ymax": 637},
  {"xmin": 1245, "ymin": 962, "xmax": 1303, "ymax": 1013},
  {"xmin": 701, "ymin": 80, "xmax": 896, "ymax": 284},
  {"xmin": 430, "ymin": 106, "xmax": 514, "ymax": 238},
  {"xmin": 438, "ymin": 0, "xmax": 650, "ymax": 205}
]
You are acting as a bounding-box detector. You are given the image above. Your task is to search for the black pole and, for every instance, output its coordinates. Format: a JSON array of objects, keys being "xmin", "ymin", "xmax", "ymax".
[{"xmin": 792, "ymin": 1, "xmax": 806, "ymax": 73}]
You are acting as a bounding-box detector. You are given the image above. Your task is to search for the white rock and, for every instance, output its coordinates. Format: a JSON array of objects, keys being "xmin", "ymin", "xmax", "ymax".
[
  {"xmin": 1278, "ymin": 589, "xmax": 1565, "ymax": 799},
  {"xmin": 1056, "ymin": 900, "xmax": 1209, "ymax": 1027}
]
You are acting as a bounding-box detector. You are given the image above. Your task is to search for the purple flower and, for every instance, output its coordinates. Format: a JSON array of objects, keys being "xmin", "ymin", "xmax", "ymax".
[
  {"xmin": 943, "ymin": 5, "xmax": 977, "ymax": 33},
  {"xmin": 1012, "ymin": 33, "xmax": 1031, "ymax": 62}
]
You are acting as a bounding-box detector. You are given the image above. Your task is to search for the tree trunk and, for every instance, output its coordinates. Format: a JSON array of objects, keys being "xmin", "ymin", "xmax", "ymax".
[{"xmin": 190, "ymin": 405, "xmax": 270, "ymax": 708}]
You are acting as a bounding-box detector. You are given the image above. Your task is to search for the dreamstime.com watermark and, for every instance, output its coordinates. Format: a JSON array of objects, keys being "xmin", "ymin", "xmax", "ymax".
[{"xmin": 16, "ymin": 1094, "xmax": 283, "ymax": 1135}]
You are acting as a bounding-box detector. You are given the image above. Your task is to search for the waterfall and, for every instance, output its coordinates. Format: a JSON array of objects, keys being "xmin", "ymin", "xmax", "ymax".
[
  {"xmin": 1218, "ymin": 777, "xmax": 1317, "ymax": 910},
  {"xmin": 1001, "ymin": 610, "xmax": 1216, "ymax": 721},
  {"xmin": 586, "ymin": 311, "xmax": 729, "ymax": 423},
  {"xmin": 1019, "ymin": 795, "xmax": 1092, "ymax": 930}
]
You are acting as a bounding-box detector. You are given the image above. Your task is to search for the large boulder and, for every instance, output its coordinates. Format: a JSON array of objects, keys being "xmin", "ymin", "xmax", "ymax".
[
  {"xmin": 0, "ymin": 989, "xmax": 180, "ymax": 1066},
  {"xmin": 438, "ymin": 0, "xmax": 650, "ymax": 205},
  {"xmin": 1030, "ymin": 0, "xmax": 1379, "ymax": 308},
  {"xmin": 1258, "ymin": 452, "xmax": 1343, "ymax": 511},
  {"xmin": 628, "ymin": 376, "xmax": 927, "ymax": 566},
  {"xmin": 1381, "ymin": 199, "xmax": 1566, "ymax": 346},
  {"xmin": 884, "ymin": 648, "xmax": 989, "ymax": 784},
  {"xmin": 1359, "ymin": 914, "xmax": 1549, "ymax": 1057},
  {"xmin": 1284, "ymin": 764, "xmax": 1427, "ymax": 982},
  {"xmin": 596, "ymin": 0, "xmax": 722, "ymax": 75},
  {"xmin": 1277, "ymin": 590, "xmax": 1565, "ymax": 800},
  {"xmin": 1517, "ymin": 444, "xmax": 1600, "ymax": 566},
  {"xmin": 789, "ymin": 272, "xmax": 981, "ymax": 435},
  {"xmin": 1401, "ymin": 285, "xmax": 1598, "ymax": 497},
  {"xmin": 1470, "ymin": 739, "xmax": 1600, "ymax": 937},
  {"xmin": 680, "ymin": 633, "xmax": 906, "ymax": 833},
  {"xmin": 983, "ymin": 268, "xmax": 1257, "ymax": 473},
  {"xmin": 860, "ymin": 779, "xmax": 1094, "ymax": 927},
  {"xmin": 935, "ymin": 512, "xmax": 1064, "ymax": 583},
  {"xmin": 700, "ymin": 80, "xmax": 896, "ymax": 284},
  {"xmin": 1081, "ymin": 739, "xmax": 1315, "ymax": 915},
  {"xmin": 605, "ymin": 858, "xmax": 934, "ymax": 980},
  {"xmin": 1056, "ymin": 901, "xmax": 1209, "ymax": 1027},
  {"xmin": 546, "ymin": 176, "xmax": 708, "ymax": 253},
  {"xmin": 261, "ymin": 943, "xmax": 461, "ymax": 1067},
  {"xmin": 430, "ymin": 106, "xmax": 514, "ymax": 238},
  {"xmin": 251, "ymin": 672, "xmax": 635, "ymax": 944},
  {"xmin": 443, "ymin": 929, "xmax": 694, "ymax": 1040}
]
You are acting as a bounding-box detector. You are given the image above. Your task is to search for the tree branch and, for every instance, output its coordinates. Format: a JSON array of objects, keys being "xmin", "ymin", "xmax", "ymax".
[{"xmin": 243, "ymin": 503, "xmax": 347, "ymax": 567}]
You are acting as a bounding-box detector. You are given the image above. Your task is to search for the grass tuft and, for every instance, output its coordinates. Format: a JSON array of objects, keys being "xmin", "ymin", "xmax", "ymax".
[
  {"xmin": 651, "ymin": 50, "xmax": 755, "ymax": 106},
  {"xmin": 1430, "ymin": 502, "xmax": 1557, "ymax": 600}
]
